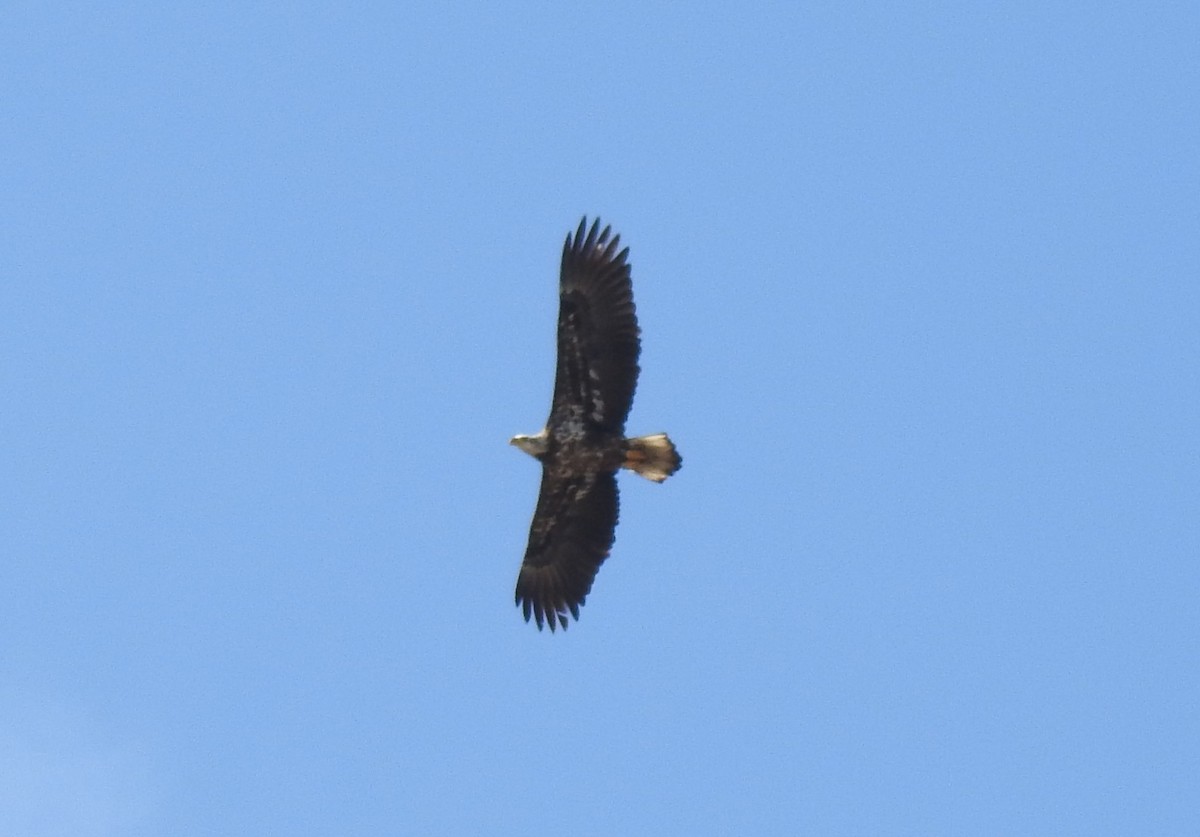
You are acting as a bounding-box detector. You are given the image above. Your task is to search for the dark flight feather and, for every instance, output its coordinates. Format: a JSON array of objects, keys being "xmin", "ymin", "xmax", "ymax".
[
  {"xmin": 552, "ymin": 218, "xmax": 641, "ymax": 433},
  {"xmin": 514, "ymin": 471, "xmax": 618, "ymax": 631}
]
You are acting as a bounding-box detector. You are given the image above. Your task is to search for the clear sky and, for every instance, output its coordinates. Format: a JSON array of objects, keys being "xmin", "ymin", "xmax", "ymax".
[{"xmin": 3, "ymin": 3, "xmax": 1197, "ymax": 835}]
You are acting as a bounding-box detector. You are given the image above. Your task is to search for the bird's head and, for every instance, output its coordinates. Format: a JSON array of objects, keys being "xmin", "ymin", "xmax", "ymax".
[{"xmin": 509, "ymin": 431, "xmax": 549, "ymax": 459}]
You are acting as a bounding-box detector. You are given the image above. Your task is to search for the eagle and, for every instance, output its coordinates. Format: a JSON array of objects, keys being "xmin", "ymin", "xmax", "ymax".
[{"xmin": 510, "ymin": 217, "xmax": 682, "ymax": 631}]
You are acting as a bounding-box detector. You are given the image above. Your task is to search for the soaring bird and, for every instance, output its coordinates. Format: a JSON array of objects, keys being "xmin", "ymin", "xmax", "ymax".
[{"xmin": 510, "ymin": 217, "xmax": 681, "ymax": 631}]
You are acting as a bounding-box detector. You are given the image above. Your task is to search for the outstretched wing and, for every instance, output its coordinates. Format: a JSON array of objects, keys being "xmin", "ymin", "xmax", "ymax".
[
  {"xmin": 551, "ymin": 217, "xmax": 641, "ymax": 434},
  {"xmin": 515, "ymin": 469, "xmax": 619, "ymax": 631}
]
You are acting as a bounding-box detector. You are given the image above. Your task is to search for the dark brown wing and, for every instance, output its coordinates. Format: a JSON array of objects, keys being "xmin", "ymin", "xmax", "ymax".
[
  {"xmin": 550, "ymin": 217, "xmax": 641, "ymax": 434},
  {"xmin": 514, "ymin": 469, "xmax": 618, "ymax": 631}
]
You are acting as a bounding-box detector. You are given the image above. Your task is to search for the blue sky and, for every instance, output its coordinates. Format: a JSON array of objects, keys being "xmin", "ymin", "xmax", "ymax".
[{"xmin": 3, "ymin": 3, "xmax": 1197, "ymax": 834}]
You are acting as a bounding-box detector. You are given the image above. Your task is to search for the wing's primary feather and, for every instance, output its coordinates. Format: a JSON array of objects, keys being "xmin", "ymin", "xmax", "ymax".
[
  {"xmin": 552, "ymin": 217, "xmax": 641, "ymax": 433},
  {"xmin": 515, "ymin": 470, "xmax": 619, "ymax": 631}
]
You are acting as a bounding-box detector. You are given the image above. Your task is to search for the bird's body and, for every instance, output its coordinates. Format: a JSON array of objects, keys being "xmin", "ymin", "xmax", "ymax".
[{"xmin": 510, "ymin": 218, "xmax": 681, "ymax": 631}]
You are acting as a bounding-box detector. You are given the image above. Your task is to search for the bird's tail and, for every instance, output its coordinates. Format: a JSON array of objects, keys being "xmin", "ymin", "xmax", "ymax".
[{"xmin": 623, "ymin": 433, "xmax": 682, "ymax": 483}]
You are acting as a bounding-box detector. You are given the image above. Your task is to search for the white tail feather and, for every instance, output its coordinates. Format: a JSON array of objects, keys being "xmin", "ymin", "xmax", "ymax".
[{"xmin": 623, "ymin": 433, "xmax": 682, "ymax": 483}]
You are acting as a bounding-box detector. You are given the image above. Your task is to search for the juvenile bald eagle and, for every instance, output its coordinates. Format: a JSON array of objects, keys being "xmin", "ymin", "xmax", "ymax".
[{"xmin": 510, "ymin": 217, "xmax": 681, "ymax": 631}]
